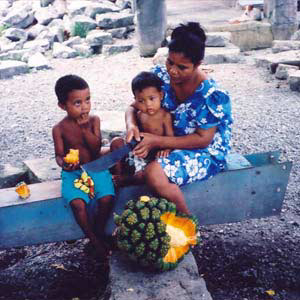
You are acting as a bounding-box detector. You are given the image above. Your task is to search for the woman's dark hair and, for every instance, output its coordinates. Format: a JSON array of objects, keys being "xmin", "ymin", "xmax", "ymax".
[
  {"xmin": 168, "ymin": 22, "xmax": 206, "ymax": 65},
  {"xmin": 55, "ymin": 74, "xmax": 89, "ymax": 104},
  {"xmin": 131, "ymin": 71, "xmax": 163, "ymax": 94}
]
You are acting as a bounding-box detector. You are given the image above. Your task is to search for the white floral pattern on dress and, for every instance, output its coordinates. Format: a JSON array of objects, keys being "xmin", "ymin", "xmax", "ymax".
[{"xmin": 151, "ymin": 65, "xmax": 233, "ymax": 186}]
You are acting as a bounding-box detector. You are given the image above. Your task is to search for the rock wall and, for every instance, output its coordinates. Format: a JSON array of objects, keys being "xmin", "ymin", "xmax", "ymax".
[{"xmin": 0, "ymin": 0, "xmax": 134, "ymax": 79}]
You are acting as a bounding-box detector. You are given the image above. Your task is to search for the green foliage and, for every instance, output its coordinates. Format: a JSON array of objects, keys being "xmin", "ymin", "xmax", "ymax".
[
  {"xmin": 71, "ymin": 22, "xmax": 90, "ymax": 38},
  {"xmin": 0, "ymin": 24, "xmax": 10, "ymax": 36}
]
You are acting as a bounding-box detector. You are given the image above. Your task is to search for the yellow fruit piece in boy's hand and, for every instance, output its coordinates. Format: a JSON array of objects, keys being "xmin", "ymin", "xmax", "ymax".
[{"xmin": 64, "ymin": 149, "xmax": 79, "ymax": 164}]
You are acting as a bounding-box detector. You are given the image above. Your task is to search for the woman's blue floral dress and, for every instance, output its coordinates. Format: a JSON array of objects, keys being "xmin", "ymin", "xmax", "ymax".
[{"xmin": 152, "ymin": 65, "xmax": 233, "ymax": 186}]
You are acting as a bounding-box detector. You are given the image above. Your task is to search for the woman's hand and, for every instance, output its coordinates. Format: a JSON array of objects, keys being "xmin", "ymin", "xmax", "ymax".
[
  {"xmin": 133, "ymin": 132, "xmax": 160, "ymax": 158},
  {"xmin": 126, "ymin": 124, "xmax": 141, "ymax": 143}
]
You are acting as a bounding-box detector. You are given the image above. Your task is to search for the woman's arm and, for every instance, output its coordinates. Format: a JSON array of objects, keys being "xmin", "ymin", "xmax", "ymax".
[
  {"xmin": 156, "ymin": 112, "xmax": 174, "ymax": 158},
  {"xmin": 163, "ymin": 112, "xmax": 174, "ymax": 137},
  {"xmin": 134, "ymin": 126, "xmax": 216, "ymax": 158},
  {"xmin": 125, "ymin": 103, "xmax": 141, "ymax": 143}
]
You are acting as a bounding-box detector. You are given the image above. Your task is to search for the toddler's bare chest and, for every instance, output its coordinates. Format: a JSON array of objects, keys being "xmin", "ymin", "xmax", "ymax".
[{"xmin": 138, "ymin": 116, "xmax": 165, "ymax": 136}]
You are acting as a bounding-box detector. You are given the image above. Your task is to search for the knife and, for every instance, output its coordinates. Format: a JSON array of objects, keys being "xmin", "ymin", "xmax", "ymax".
[{"xmin": 82, "ymin": 138, "xmax": 139, "ymax": 172}]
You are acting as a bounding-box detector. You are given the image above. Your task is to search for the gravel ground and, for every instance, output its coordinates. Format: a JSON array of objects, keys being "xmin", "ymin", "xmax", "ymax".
[{"xmin": 0, "ymin": 43, "xmax": 300, "ymax": 300}]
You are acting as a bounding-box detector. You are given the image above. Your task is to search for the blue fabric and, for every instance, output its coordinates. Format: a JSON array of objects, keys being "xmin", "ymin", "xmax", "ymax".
[
  {"xmin": 151, "ymin": 65, "xmax": 233, "ymax": 186},
  {"xmin": 61, "ymin": 169, "xmax": 115, "ymax": 204}
]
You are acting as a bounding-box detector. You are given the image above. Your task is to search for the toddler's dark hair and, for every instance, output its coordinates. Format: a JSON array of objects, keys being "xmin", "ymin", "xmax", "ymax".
[
  {"xmin": 55, "ymin": 74, "xmax": 89, "ymax": 104},
  {"xmin": 131, "ymin": 71, "xmax": 163, "ymax": 95},
  {"xmin": 168, "ymin": 22, "xmax": 206, "ymax": 64}
]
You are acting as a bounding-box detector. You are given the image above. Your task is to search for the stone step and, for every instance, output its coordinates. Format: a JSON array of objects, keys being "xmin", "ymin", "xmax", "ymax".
[
  {"xmin": 0, "ymin": 60, "xmax": 29, "ymax": 79},
  {"xmin": 0, "ymin": 163, "xmax": 28, "ymax": 189},
  {"xmin": 107, "ymin": 252, "xmax": 212, "ymax": 300},
  {"xmin": 204, "ymin": 45, "xmax": 241, "ymax": 64},
  {"xmin": 153, "ymin": 45, "xmax": 241, "ymax": 65},
  {"xmin": 206, "ymin": 21, "xmax": 273, "ymax": 51},
  {"xmin": 254, "ymin": 49, "xmax": 300, "ymax": 69}
]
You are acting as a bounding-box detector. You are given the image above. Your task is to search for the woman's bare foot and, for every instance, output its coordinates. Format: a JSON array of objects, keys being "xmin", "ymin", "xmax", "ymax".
[
  {"xmin": 112, "ymin": 171, "xmax": 145, "ymax": 188},
  {"xmin": 112, "ymin": 174, "xmax": 129, "ymax": 188}
]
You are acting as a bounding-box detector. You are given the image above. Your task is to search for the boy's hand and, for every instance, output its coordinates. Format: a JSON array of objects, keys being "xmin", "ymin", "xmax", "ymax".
[
  {"xmin": 77, "ymin": 114, "xmax": 89, "ymax": 127},
  {"xmin": 156, "ymin": 149, "xmax": 172, "ymax": 158},
  {"xmin": 62, "ymin": 161, "xmax": 80, "ymax": 171},
  {"xmin": 126, "ymin": 124, "xmax": 140, "ymax": 143}
]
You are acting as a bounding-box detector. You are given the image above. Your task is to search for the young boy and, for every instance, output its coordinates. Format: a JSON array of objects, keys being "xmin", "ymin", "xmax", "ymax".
[
  {"xmin": 112, "ymin": 71, "xmax": 174, "ymax": 186},
  {"xmin": 52, "ymin": 74, "xmax": 115, "ymax": 259}
]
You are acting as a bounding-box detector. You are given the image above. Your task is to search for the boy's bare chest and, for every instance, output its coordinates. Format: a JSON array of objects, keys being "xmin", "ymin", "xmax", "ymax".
[{"xmin": 61, "ymin": 123, "xmax": 86, "ymax": 147}]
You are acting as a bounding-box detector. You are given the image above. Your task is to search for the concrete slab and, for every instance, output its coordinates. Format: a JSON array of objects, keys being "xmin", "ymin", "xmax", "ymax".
[
  {"xmin": 97, "ymin": 110, "xmax": 126, "ymax": 138},
  {"xmin": 255, "ymin": 50, "xmax": 300, "ymax": 68},
  {"xmin": 0, "ymin": 60, "xmax": 29, "ymax": 79},
  {"xmin": 24, "ymin": 157, "xmax": 61, "ymax": 183},
  {"xmin": 108, "ymin": 252, "xmax": 213, "ymax": 300},
  {"xmin": 206, "ymin": 21, "xmax": 273, "ymax": 51},
  {"xmin": 204, "ymin": 45, "xmax": 241, "ymax": 64},
  {"xmin": 0, "ymin": 163, "xmax": 28, "ymax": 188}
]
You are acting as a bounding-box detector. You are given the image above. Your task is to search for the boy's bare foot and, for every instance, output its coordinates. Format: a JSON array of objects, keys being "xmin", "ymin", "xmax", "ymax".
[
  {"xmin": 103, "ymin": 234, "xmax": 118, "ymax": 252},
  {"xmin": 96, "ymin": 239, "xmax": 113, "ymax": 257},
  {"xmin": 86, "ymin": 237, "xmax": 112, "ymax": 260}
]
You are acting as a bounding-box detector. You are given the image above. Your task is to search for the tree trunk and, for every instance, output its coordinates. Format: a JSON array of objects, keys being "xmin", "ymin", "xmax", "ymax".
[
  {"xmin": 135, "ymin": 0, "xmax": 166, "ymax": 57},
  {"xmin": 266, "ymin": 0, "xmax": 298, "ymax": 39}
]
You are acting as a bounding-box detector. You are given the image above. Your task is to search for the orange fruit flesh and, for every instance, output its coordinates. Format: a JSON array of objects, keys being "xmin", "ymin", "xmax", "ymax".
[{"xmin": 161, "ymin": 212, "xmax": 198, "ymax": 263}]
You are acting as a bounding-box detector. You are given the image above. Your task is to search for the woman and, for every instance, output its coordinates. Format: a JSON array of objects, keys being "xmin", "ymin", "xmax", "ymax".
[{"xmin": 125, "ymin": 22, "xmax": 233, "ymax": 215}]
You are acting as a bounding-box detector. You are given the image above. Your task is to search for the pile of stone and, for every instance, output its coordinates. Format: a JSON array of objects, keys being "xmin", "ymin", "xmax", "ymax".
[
  {"xmin": 0, "ymin": 0, "xmax": 134, "ymax": 79},
  {"xmin": 255, "ymin": 29, "xmax": 300, "ymax": 92},
  {"xmin": 153, "ymin": 29, "xmax": 241, "ymax": 66}
]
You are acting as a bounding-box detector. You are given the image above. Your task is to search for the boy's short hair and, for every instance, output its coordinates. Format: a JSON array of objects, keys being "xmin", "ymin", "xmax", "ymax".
[
  {"xmin": 131, "ymin": 71, "xmax": 163, "ymax": 95},
  {"xmin": 55, "ymin": 74, "xmax": 89, "ymax": 104}
]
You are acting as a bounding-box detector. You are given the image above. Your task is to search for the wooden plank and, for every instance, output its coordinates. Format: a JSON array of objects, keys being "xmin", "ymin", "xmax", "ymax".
[
  {"xmin": 108, "ymin": 160, "xmax": 291, "ymax": 230},
  {"xmin": 0, "ymin": 152, "xmax": 292, "ymax": 250}
]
